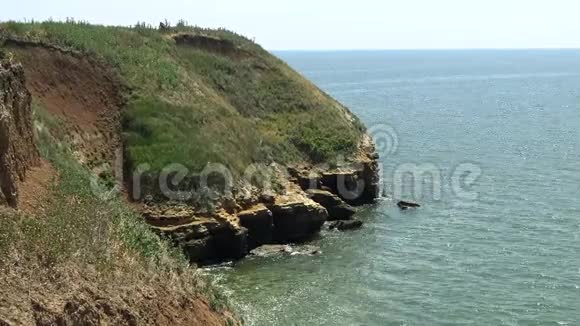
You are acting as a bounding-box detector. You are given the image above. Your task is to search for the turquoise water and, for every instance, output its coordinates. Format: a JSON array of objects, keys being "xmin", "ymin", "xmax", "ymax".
[{"xmin": 210, "ymin": 51, "xmax": 580, "ymax": 325}]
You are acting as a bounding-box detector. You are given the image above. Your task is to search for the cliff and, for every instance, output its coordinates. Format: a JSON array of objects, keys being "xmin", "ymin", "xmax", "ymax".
[
  {"xmin": 0, "ymin": 21, "xmax": 380, "ymax": 263},
  {"xmin": 0, "ymin": 54, "xmax": 39, "ymax": 207},
  {"xmin": 0, "ymin": 50, "xmax": 240, "ymax": 325},
  {"xmin": 0, "ymin": 19, "xmax": 381, "ymax": 323}
]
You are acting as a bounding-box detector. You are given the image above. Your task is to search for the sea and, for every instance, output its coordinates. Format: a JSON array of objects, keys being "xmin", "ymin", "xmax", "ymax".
[{"xmin": 208, "ymin": 50, "xmax": 580, "ymax": 325}]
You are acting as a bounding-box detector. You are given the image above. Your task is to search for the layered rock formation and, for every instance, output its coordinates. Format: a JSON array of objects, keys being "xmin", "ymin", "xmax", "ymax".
[
  {"xmin": 144, "ymin": 136, "xmax": 380, "ymax": 264},
  {"xmin": 143, "ymin": 150, "xmax": 381, "ymax": 264},
  {"xmin": 148, "ymin": 185, "xmax": 330, "ymax": 264},
  {"xmin": 0, "ymin": 55, "xmax": 39, "ymax": 207},
  {"xmin": 306, "ymin": 189, "xmax": 356, "ymax": 221},
  {"xmin": 289, "ymin": 135, "xmax": 380, "ymax": 206},
  {"xmin": 268, "ymin": 188, "xmax": 328, "ymax": 242},
  {"xmin": 173, "ymin": 34, "xmax": 247, "ymax": 59},
  {"xmin": 152, "ymin": 212, "xmax": 249, "ymax": 264},
  {"xmin": 238, "ymin": 204, "xmax": 273, "ymax": 249}
]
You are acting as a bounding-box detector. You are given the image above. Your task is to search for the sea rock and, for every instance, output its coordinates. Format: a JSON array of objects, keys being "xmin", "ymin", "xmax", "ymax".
[
  {"xmin": 329, "ymin": 220, "xmax": 364, "ymax": 231},
  {"xmin": 291, "ymin": 245, "xmax": 321, "ymax": 256},
  {"xmin": 249, "ymin": 244, "xmax": 292, "ymax": 257},
  {"xmin": 249, "ymin": 244, "xmax": 321, "ymax": 257},
  {"xmin": 237, "ymin": 204, "xmax": 274, "ymax": 249},
  {"xmin": 0, "ymin": 58, "xmax": 39, "ymax": 207},
  {"xmin": 306, "ymin": 189, "xmax": 356, "ymax": 221},
  {"xmin": 397, "ymin": 200, "xmax": 421, "ymax": 210}
]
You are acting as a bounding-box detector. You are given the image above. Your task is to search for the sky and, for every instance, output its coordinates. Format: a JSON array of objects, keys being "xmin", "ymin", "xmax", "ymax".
[{"xmin": 2, "ymin": 0, "xmax": 580, "ymax": 50}]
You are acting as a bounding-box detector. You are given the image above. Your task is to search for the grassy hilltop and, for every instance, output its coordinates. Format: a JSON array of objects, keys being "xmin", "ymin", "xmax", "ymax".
[{"xmin": 1, "ymin": 20, "xmax": 365, "ymax": 175}]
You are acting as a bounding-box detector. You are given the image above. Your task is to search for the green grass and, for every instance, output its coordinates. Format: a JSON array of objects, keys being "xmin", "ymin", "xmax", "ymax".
[
  {"xmin": 123, "ymin": 96, "xmax": 261, "ymax": 173},
  {"xmin": 0, "ymin": 20, "xmax": 365, "ymax": 194}
]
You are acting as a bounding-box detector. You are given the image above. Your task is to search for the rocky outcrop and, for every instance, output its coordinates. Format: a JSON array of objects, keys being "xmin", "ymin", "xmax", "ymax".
[
  {"xmin": 306, "ymin": 189, "xmax": 356, "ymax": 220},
  {"xmin": 289, "ymin": 135, "xmax": 381, "ymax": 206},
  {"xmin": 266, "ymin": 187, "xmax": 328, "ymax": 242},
  {"xmin": 0, "ymin": 55, "xmax": 39, "ymax": 207},
  {"xmin": 138, "ymin": 148, "xmax": 377, "ymax": 263},
  {"xmin": 329, "ymin": 220, "xmax": 363, "ymax": 231},
  {"xmin": 173, "ymin": 33, "xmax": 249, "ymax": 60},
  {"xmin": 174, "ymin": 34, "xmax": 235, "ymax": 51},
  {"xmin": 146, "ymin": 185, "xmax": 329, "ymax": 264},
  {"xmin": 322, "ymin": 166, "xmax": 380, "ymax": 205},
  {"xmin": 152, "ymin": 213, "xmax": 248, "ymax": 264},
  {"xmin": 269, "ymin": 201, "xmax": 327, "ymax": 242},
  {"xmin": 356, "ymin": 134, "xmax": 381, "ymax": 203},
  {"xmin": 290, "ymin": 167, "xmax": 378, "ymax": 205},
  {"xmin": 238, "ymin": 204, "xmax": 273, "ymax": 249},
  {"xmin": 138, "ymin": 132, "xmax": 378, "ymax": 265},
  {"xmin": 140, "ymin": 138, "xmax": 377, "ymax": 264}
]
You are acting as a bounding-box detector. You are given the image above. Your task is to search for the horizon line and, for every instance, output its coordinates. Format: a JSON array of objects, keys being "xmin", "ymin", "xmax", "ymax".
[{"xmin": 271, "ymin": 47, "xmax": 580, "ymax": 52}]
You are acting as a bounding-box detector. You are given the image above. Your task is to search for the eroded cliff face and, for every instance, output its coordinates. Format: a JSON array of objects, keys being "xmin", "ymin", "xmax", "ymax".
[
  {"xmin": 145, "ymin": 181, "xmax": 331, "ymax": 264},
  {"xmin": 0, "ymin": 56, "xmax": 39, "ymax": 207},
  {"xmin": 290, "ymin": 134, "xmax": 381, "ymax": 205},
  {"xmin": 144, "ymin": 140, "xmax": 380, "ymax": 265},
  {"xmin": 4, "ymin": 40, "xmax": 125, "ymax": 180}
]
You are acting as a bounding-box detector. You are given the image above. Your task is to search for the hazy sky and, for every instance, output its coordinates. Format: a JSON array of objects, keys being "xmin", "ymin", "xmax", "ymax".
[{"xmin": 2, "ymin": 0, "xmax": 579, "ymax": 50}]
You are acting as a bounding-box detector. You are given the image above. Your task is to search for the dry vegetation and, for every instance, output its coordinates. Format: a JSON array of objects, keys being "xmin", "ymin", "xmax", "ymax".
[{"xmin": 0, "ymin": 105, "xmax": 240, "ymax": 325}]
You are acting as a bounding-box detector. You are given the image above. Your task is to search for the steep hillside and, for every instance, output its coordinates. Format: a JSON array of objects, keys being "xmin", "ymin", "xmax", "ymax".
[
  {"xmin": 0, "ymin": 22, "xmax": 365, "ymax": 174},
  {"xmin": 2, "ymin": 40, "xmax": 125, "ymax": 176},
  {"xmin": 0, "ymin": 51, "xmax": 241, "ymax": 324},
  {"xmin": 0, "ymin": 20, "xmax": 380, "ymax": 264}
]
